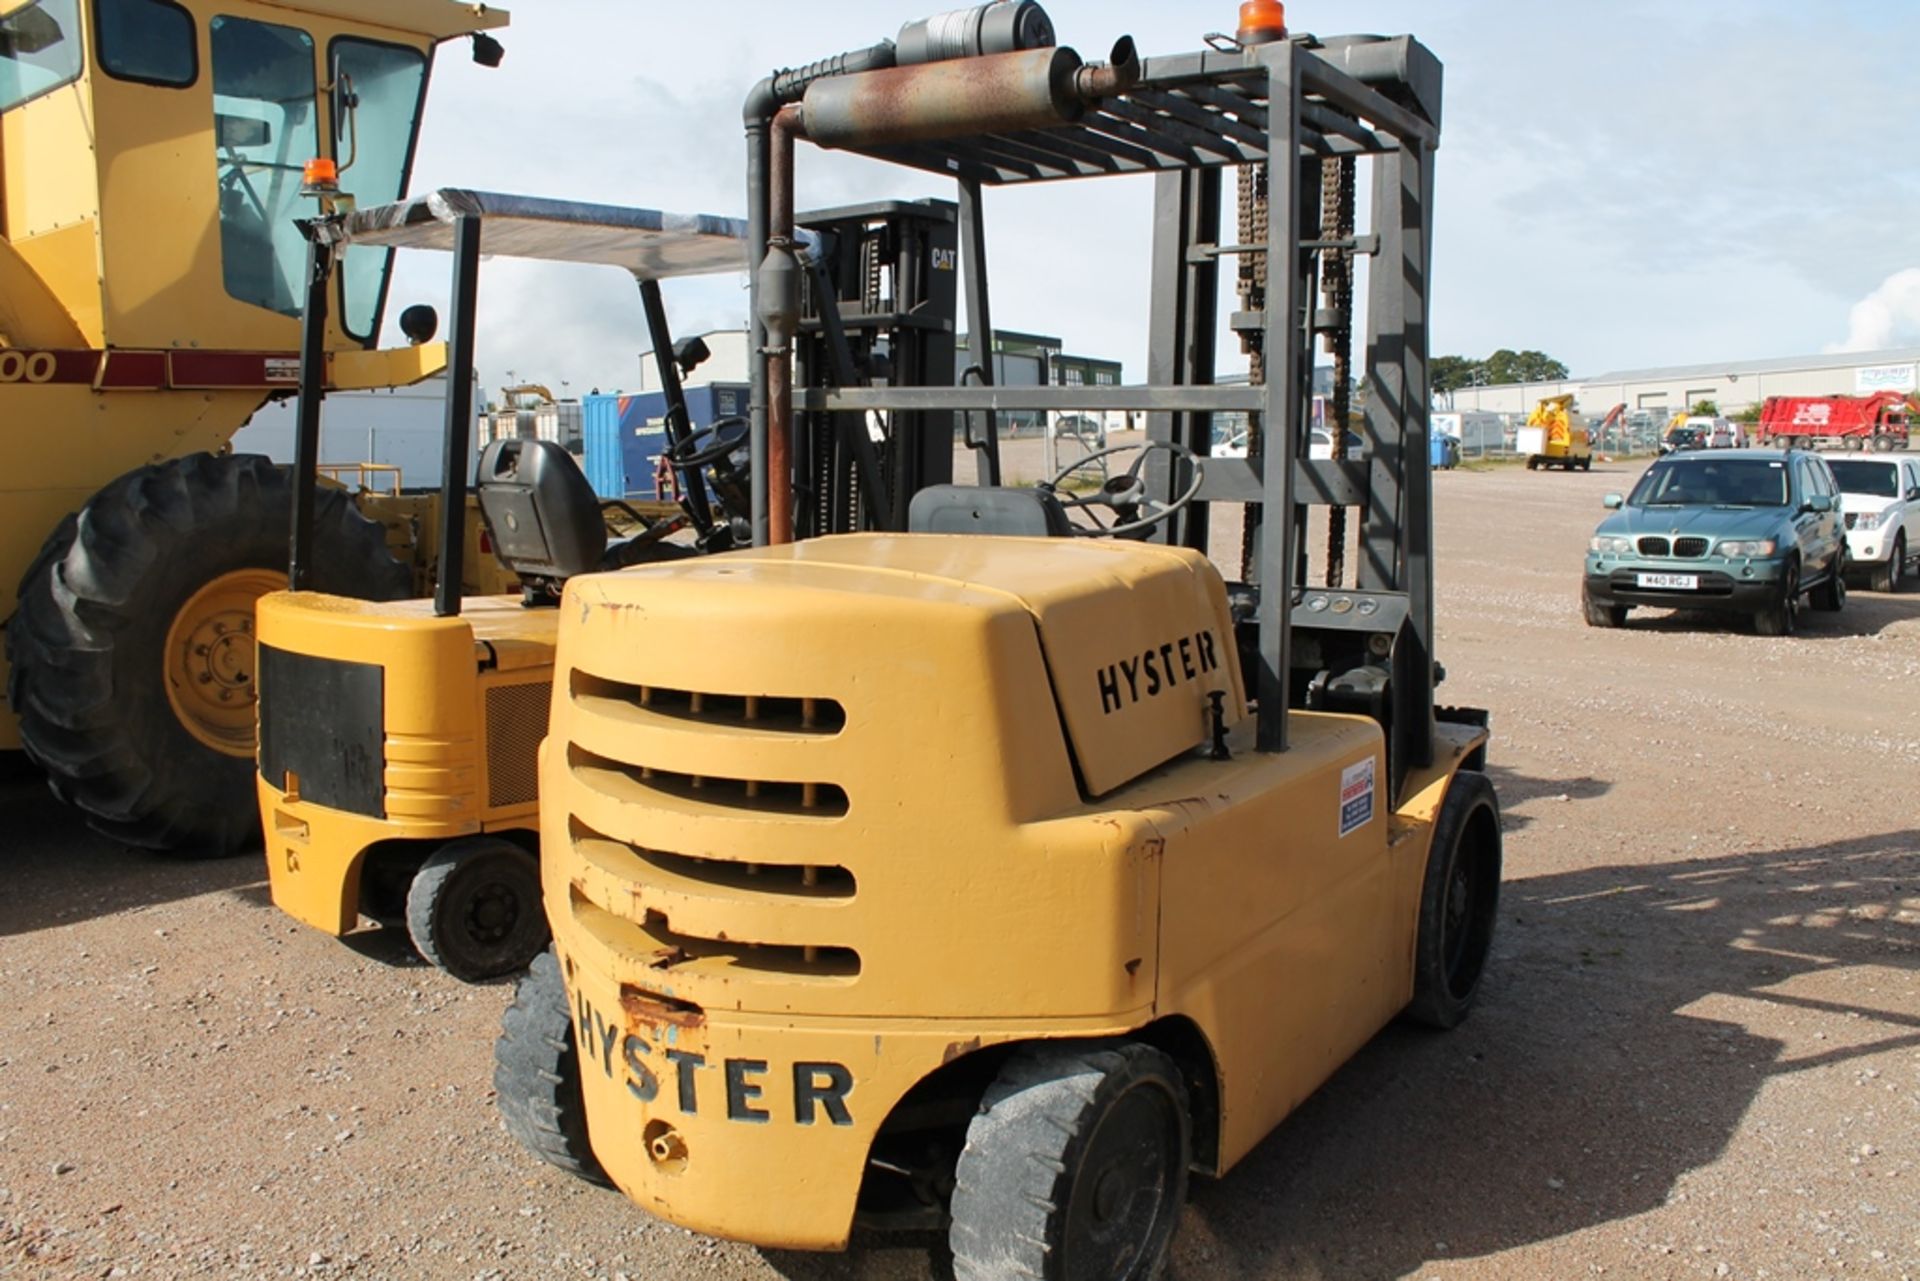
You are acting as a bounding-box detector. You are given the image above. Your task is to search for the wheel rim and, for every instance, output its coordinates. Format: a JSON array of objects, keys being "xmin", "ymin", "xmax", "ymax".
[
  {"xmin": 162, "ymin": 567, "xmax": 282, "ymax": 757},
  {"xmin": 1064, "ymin": 1080, "xmax": 1184, "ymax": 1280},
  {"xmin": 435, "ymin": 854, "xmax": 542, "ymax": 975}
]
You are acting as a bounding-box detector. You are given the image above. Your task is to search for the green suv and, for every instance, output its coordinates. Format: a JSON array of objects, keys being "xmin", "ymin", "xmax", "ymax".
[{"xmin": 1583, "ymin": 449, "xmax": 1848, "ymax": 635}]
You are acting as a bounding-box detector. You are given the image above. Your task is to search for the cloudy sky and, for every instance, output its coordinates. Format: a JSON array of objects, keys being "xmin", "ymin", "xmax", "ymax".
[{"xmin": 384, "ymin": 0, "xmax": 1920, "ymax": 395}]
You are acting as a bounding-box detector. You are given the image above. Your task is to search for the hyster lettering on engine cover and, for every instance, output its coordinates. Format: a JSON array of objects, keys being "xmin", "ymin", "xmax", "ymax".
[
  {"xmin": 575, "ymin": 992, "xmax": 854, "ymax": 1126},
  {"xmin": 1096, "ymin": 629, "xmax": 1221, "ymax": 715}
]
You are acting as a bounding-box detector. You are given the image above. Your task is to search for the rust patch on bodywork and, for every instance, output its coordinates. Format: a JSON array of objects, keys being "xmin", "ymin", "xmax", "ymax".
[
  {"xmin": 941, "ymin": 1037, "xmax": 982, "ymax": 1065},
  {"xmin": 620, "ymin": 984, "xmax": 705, "ymax": 1031}
]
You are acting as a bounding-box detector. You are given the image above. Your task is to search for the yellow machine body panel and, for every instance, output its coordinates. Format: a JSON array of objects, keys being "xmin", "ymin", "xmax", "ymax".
[
  {"xmin": 0, "ymin": 0, "xmax": 501, "ymax": 750},
  {"xmin": 541, "ymin": 534, "xmax": 1485, "ymax": 1249},
  {"xmin": 256, "ymin": 590, "xmax": 554, "ymax": 935}
]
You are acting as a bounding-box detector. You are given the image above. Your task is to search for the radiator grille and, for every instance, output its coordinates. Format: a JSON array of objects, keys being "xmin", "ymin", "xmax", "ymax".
[
  {"xmin": 568, "ymin": 743, "xmax": 849, "ymax": 818},
  {"xmin": 570, "ymin": 671, "xmax": 846, "ymax": 735},
  {"xmin": 1673, "ymin": 536, "xmax": 1709, "ymax": 558},
  {"xmin": 1844, "ymin": 512, "xmax": 1858, "ymax": 530},
  {"xmin": 571, "ymin": 816, "xmax": 856, "ymax": 899},
  {"xmin": 1637, "ymin": 536, "xmax": 1671, "ymax": 557},
  {"xmin": 485, "ymin": 681, "xmax": 552, "ymax": 808}
]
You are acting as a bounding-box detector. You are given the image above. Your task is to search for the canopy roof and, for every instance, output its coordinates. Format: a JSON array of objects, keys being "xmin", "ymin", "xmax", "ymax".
[{"xmin": 319, "ymin": 189, "xmax": 754, "ymax": 281}]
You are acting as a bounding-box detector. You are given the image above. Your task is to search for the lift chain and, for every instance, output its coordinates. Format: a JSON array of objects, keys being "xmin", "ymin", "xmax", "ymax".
[
  {"xmin": 1237, "ymin": 161, "xmax": 1268, "ymax": 580},
  {"xmin": 1321, "ymin": 155, "xmax": 1356, "ymax": 589}
]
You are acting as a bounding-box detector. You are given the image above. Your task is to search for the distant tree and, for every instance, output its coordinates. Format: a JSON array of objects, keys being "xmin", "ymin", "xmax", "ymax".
[
  {"xmin": 1732, "ymin": 404, "xmax": 1762, "ymax": 423},
  {"xmin": 1431, "ymin": 354, "xmax": 1483, "ymax": 395},
  {"xmin": 1691, "ymin": 399, "xmax": 1719, "ymax": 416},
  {"xmin": 1482, "ymin": 348, "xmax": 1570, "ymax": 384}
]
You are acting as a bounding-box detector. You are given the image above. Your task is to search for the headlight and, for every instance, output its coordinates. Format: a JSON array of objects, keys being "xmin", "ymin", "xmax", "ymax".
[
  {"xmin": 1717, "ymin": 539, "xmax": 1777, "ymax": 557},
  {"xmin": 1851, "ymin": 509, "xmax": 1889, "ymax": 531},
  {"xmin": 1589, "ymin": 535, "xmax": 1634, "ymax": 554}
]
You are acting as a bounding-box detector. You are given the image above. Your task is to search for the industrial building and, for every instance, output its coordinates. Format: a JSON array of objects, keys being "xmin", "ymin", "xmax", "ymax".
[{"xmin": 1444, "ymin": 345, "xmax": 1920, "ymax": 417}]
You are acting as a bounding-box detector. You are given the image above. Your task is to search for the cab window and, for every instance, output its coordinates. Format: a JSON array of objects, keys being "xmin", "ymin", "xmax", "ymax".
[
  {"xmin": 330, "ymin": 37, "xmax": 428, "ymax": 340},
  {"xmin": 210, "ymin": 16, "xmax": 317, "ymax": 316},
  {"xmin": 0, "ymin": 0, "xmax": 83, "ymax": 112},
  {"xmin": 96, "ymin": 0, "xmax": 195, "ymax": 87}
]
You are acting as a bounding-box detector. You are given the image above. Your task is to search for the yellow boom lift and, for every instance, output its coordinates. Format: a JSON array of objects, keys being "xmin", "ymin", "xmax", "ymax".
[
  {"xmin": 492, "ymin": 5, "xmax": 1503, "ymax": 1276},
  {"xmin": 0, "ymin": 0, "xmax": 507, "ymax": 854},
  {"xmin": 1519, "ymin": 392, "xmax": 1593, "ymax": 471}
]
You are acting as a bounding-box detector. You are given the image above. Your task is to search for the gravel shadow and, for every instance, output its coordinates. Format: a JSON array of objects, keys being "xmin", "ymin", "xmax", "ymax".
[
  {"xmin": 1173, "ymin": 827, "xmax": 1919, "ymax": 1278},
  {"xmin": 762, "ymin": 826, "xmax": 1917, "ymax": 1281},
  {"xmin": 0, "ymin": 770, "xmax": 266, "ymax": 937}
]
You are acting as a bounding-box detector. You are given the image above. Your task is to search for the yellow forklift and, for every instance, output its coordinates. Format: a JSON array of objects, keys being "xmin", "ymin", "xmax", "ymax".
[
  {"xmin": 495, "ymin": 4, "xmax": 1501, "ymax": 1275},
  {"xmin": 255, "ymin": 191, "xmax": 751, "ymax": 979},
  {"xmin": 1, "ymin": 0, "xmax": 510, "ymax": 854},
  {"xmin": 257, "ymin": 191, "xmax": 973, "ymax": 979}
]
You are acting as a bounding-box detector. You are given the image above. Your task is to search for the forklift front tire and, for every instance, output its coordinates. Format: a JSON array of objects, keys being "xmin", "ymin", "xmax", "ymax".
[
  {"xmin": 950, "ymin": 1042, "xmax": 1190, "ymax": 1281},
  {"xmin": 406, "ymin": 837, "xmax": 549, "ymax": 981},
  {"xmin": 493, "ymin": 947, "xmax": 607, "ymax": 1185},
  {"xmin": 1405, "ymin": 770, "xmax": 1502, "ymax": 1030}
]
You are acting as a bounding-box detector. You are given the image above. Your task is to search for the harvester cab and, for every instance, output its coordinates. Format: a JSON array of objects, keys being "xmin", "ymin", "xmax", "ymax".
[
  {"xmin": 257, "ymin": 191, "xmax": 971, "ymax": 980},
  {"xmin": 504, "ymin": 5, "xmax": 1503, "ymax": 1277},
  {"xmin": 2, "ymin": 0, "xmax": 509, "ymax": 855}
]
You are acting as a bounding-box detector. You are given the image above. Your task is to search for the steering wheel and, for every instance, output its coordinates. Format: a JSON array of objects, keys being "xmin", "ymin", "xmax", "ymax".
[
  {"xmin": 1039, "ymin": 439, "xmax": 1204, "ymax": 538},
  {"xmin": 666, "ymin": 415, "xmax": 749, "ymax": 469}
]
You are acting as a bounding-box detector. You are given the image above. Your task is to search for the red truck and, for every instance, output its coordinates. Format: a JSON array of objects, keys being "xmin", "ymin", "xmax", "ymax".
[{"xmin": 1755, "ymin": 392, "xmax": 1912, "ymax": 452}]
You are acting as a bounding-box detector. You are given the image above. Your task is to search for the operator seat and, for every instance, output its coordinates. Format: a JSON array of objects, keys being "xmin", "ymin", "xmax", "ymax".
[
  {"xmin": 907, "ymin": 484, "xmax": 1073, "ymax": 537},
  {"xmin": 477, "ymin": 439, "xmax": 607, "ymax": 583}
]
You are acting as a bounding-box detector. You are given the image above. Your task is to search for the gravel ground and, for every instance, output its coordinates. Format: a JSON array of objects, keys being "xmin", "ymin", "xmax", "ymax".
[{"xmin": 3, "ymin": 450, "xmax": 1916, "ymax": 1280}]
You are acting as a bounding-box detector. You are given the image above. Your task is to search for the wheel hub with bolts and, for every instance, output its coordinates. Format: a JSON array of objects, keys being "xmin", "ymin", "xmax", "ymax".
[{"xmin": 163, "ymin": 567, "xmax": 281, "ymax": 757}]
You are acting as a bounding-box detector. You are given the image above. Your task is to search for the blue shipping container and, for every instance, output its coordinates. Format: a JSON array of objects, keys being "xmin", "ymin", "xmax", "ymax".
[{"xmin": 580, "ymin": 384, "xmax": 749, "ymax": 501}]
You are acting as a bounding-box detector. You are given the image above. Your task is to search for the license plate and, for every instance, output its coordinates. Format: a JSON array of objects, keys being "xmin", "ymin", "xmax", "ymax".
[{"xmin": 1636, "ymin": 572, "xmax": 1698, "ymax": 590}]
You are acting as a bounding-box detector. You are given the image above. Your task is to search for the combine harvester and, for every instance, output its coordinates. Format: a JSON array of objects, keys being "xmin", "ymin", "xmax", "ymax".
[{"xmin": 1, "ymin": 0, "xmax": 511, "ymax": 854}]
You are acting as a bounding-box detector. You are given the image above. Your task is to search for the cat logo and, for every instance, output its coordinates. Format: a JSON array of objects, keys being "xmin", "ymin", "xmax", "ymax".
[{"xmin": 930, "ymin": 248, "xmax": 956, "ymax": 271}]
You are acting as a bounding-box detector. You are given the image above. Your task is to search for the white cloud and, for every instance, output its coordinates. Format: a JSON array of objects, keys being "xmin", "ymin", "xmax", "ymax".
[
  {"xmin": 1828, "ymin": 269, "xmax": 1920, "ymax": 354},
  {"xmin": 373, "ymin": 0, "xmax": 1920, "ymax": 394}
]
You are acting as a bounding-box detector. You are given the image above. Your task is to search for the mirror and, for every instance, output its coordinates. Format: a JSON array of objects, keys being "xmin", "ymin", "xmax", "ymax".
[
  {"xmin": 1806, "ymin": 493, "xmax": 1834, "ymax": 513},
  {"xmin": 1602, "ymin": 493, "xmax": 1623, "ymax": 509},
  {"xmin": 1908, "ymin": 486, "xmax": 1919, "ymax": 502},
  {"xmin": 0, "ymin": 6, "xmax": 65, "ymax": 58},
  {"xmin": 215, "ymin": 113, "xmax": 271, "ymax": 149},
  {"xmin": 398, "ymin": 304, "xmax": 438, "ymax": 345}
]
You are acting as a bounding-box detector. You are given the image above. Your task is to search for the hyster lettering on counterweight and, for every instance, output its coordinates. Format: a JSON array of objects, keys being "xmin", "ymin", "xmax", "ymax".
[
  {"xmin": 575, "ymin": 991, "xmax": 854, "ymax": 1125},
  {"xmin": 1096, "ymin": 629, "xmax": 1221, "ymax": 715}
]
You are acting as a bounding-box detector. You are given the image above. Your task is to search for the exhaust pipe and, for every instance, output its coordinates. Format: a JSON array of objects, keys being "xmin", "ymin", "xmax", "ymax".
[{"xmin": 802, "ymin": 35, "xmax": 1139, "ymax": 151}]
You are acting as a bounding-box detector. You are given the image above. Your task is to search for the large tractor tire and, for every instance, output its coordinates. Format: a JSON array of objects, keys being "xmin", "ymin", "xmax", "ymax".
[{"xmin": 7, "ymin": 453, "xmax": 408, "ymax": 855}]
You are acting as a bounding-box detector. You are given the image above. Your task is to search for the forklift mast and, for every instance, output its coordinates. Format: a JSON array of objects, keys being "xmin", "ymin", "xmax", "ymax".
[
  {"xmin": 793, "ymin": 200, "xmax": 960, "ymax": 536},
  {"xmin": 745, "ymin": 22, "xmax": 1444, "ymax": 800}
]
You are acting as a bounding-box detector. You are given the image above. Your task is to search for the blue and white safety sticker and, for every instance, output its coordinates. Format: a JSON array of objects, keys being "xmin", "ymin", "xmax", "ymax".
[{"xmin": 1339, "ymin": 756, "xmax": 1376, "ymax": 838}]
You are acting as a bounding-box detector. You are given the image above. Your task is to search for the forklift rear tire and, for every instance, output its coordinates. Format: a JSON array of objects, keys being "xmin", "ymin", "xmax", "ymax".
[
  {"xmin": 493, "ymin": 947, "xmax": 608, "ymax": 1185},
  {"xmin": 405, "ymin": 838, "xmax": 549, "ymax": 981},
  {"xmin": 1404, "ymin": 770, "xmax": 1502, "ymax": 1030},
  {"xmin": 6, "ymin": 453, "xmax": 408, "ymax": 855},
  {"xmin": 950, "ymin": 1042, "xmax": 1190, "ymax": 1281}
]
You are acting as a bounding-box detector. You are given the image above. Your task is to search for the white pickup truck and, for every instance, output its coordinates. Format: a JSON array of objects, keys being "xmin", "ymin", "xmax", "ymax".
[{"xmin": 1829, "ymin": 454, "xmax": 1920, "ymax": 592}]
